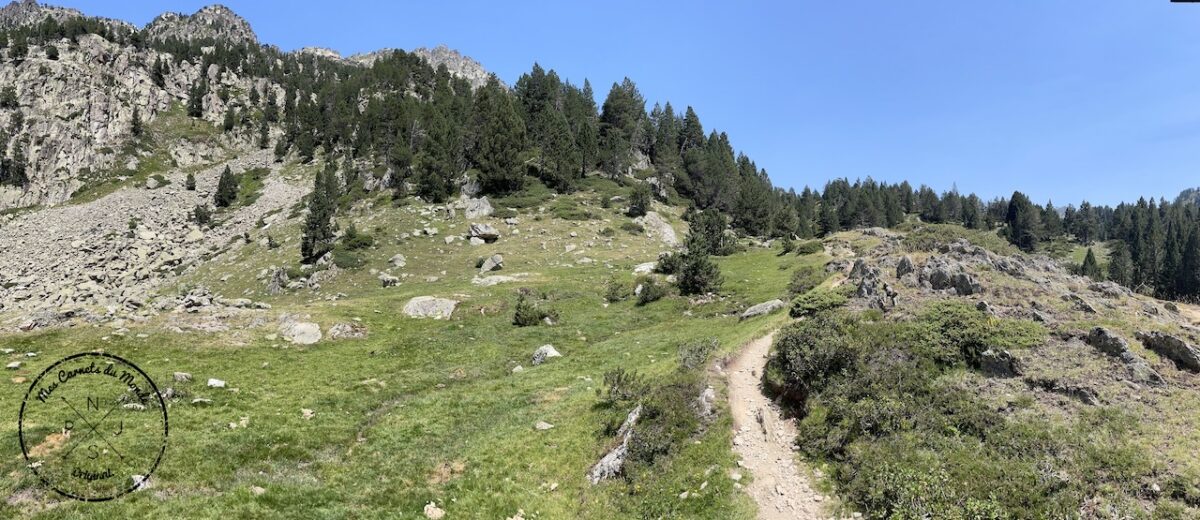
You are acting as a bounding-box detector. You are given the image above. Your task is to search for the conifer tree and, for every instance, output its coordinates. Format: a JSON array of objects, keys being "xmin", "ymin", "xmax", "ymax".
[
  {"xmin": 301, "ymin": 169, "xmax": 337, "ymax": 263},
  {"xmin": 1108, "ymin": 242, "xmax": 1133, "ymax": 287},
  {"xmin": 185, "ymin": 172, "xmax": 196, "ymax": 191},
  {"xmin": 214, "ymin": 166, "xmax": 238, "ymax": 207},
  {"xmin": 472, "ymin": 76, "xmax": 526, "ymax": 195},
  {"xmin": 130, "ymin": 106, "xmax": 142, "ymax": 137},
  {"xmin": 1004, "ymin": 191, "xmax": 1041, "ymax": 252},
  {"xmin": 258, "ymin": 118, "xmax": 269, "ymax": 149},
  {"xmin": 222, "ymin": 106, "xmax": 236, "ymax": 132},
  {"xmin": 187, "ymin": 79, "xmax": 206, "ymax": 118},
  {"xmin": 628, "ymin": 182, "xmax": 652, "ymax": 218},
  {"xmin": 1081, "ymin": 247, "xmax": 1103, "ymax": 281}
]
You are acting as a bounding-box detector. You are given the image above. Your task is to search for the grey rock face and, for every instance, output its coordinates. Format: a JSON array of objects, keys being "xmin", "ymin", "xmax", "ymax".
[
  {"xmin": 978, "ymin": 349, "xmax": 1021, "ymax": 377},
  {"xmin": 919, "ymin": 257, "xmax": 982, "ymax": 295},
  {"xmin": 740, "ymin": 299, "xmax": 785, "ymax": 320},
  {"xmin": 896, "ymin": 255, "xmax": 915, "ymax": 277},
  {"xmin": 402, "ymin": 296, "xmax": 458, "ymax": 320},
  {"xmin": 1137, "ymin": 331, "xmax": 1200, "ymax": 372},
  {"xmin": 145, "ymin": 5, "xmax": 257, "ymax": 44},
  {"xmin": 632, "ymin": 211, "xmax": 679, "ymax": 247}
]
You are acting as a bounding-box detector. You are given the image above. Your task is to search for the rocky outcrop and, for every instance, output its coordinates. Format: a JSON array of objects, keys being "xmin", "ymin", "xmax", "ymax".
[
  {"xmin": 144, "ymin": 5, "xmax": 257, "ymax": 44},
  {"xmin": 463, "ymin": 197, "xmax": 493, "ymax": 218},
  {"xmin": 279, "ymin": 319, "xmax": 321, "ymax": 345},
  {"xmin": 411, "ymin": 45, "xmax": 491, "ymax": 90},
  {"xmin": 588, "ymin": 404, "xmax": 641, "ymax": 484},
  {"xmin": 1086, "ymin": 328, "xmax": 1164, "ymax": 386},
  {"xmin": 1137, "ymin": 332, "xmax": 1200, "ymax": 372},
  {"xmin": 479, "ymin": 254, "xmax": 503, "ymax": 273},
  {"xmin": 919, "ymin": 257, "xmax": 982, "ymax": 295},
  {"xmin": 469, "ymin": 223, "xmax": 501, "ymax": 243},
  {"xmin": 633, "ymin": 211, "xmax": 679, "ymax": 247}
]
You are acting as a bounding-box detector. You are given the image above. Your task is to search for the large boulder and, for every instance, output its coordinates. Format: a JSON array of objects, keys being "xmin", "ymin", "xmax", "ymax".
[
  {"xmin": 464, "ymin": 197, "xmax": 494, "ymax": 218},
  {"xmin": 1086, "ymin": 327, "xmax": 1129, "ymax": 357},
  {"xmin": 1137, "ymin": 331, "xmax": 1200, "ymax": 372},
  {"xmin": 896, "ymin": 256, "xmax": 915, "ymax": 277},
  {"xmin": 389, "ymin": 254, "xmax": 407, "ymax": 268},
  {"xmin": 532, "ymin": 344, "xmax": 562, "ymax": 365},
  {"xmin": 403, "ymin": 296, "xmax": 458, "ymax": 320},
  {"xmin": 480, "ymin": 254, "xmax": 504, "ymax": 273},
  {"xmin": 633, "ymin": 212, "xmax": 679, "ymax": 247},
  {"xmin": 468, "ymin": 223, "xmax": 501, "ymax": 243},
  {"xmin": 919, "ymin": 257, "xmax": 981, "ymax": 295},
  {"xmin": 379, "ymin": 273, "xmax": 400, "ymax": 287},
  {"xmin": 740, "ymin": 299, "xmax": 786, "ymax": 320},
  {"xmin": 280, "ymin": 320, "xmax": 322, "ymax": 345}
]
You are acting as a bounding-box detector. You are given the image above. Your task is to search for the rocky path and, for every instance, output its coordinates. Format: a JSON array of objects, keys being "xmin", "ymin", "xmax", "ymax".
[{"xmin": 728, "ymin": 331, "xmax": 831, "ymax": 520}]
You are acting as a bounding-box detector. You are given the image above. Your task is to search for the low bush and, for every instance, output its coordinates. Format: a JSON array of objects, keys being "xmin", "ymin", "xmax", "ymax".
[
  {"xmin": 789, "ymin": 287, "xmax": 848, "ymax": 318},
  {"xmin": 794, "ymin": 240, "xmax": 823, "ymax": 255},
  {"xmin": 620, "ymin": 221, "xmax": 645, "ymax": 235},
  {"xmin": 340, "ymin": 224, "xmax": 374, "ymax": 250},
  {"xmin": 331, "ymin": 248, "xmax": 364, "ymax": 269},
  {"xmin": 604, "ymin": 275, "xmax": 629, "ymax": 303},
  {"xmin": 787, "ymin": 265, "xmax": 826, "ymax": 295},
  {"xmin": 513, "ymin": 293, "xmax": 557, "ymax": 326},
  {"xmin": 901, "ymin": 223, "xmax": 1017, "ymax": 256},
  {"xmin": 654, "ymin": 251, "xmax": 682, "ymax": 274},
  {"xmin": 636, "ymin": 276, "xmax": 667, "ymax": 306},
  {"xmin": 678, "ymin": 337, "xmax": 719, "ymax": 370}
]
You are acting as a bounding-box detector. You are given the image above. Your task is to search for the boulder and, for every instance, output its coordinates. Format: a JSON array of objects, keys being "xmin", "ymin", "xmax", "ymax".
[
  {"xmin": 1086, "ymin": 327, "xmax": 1129, "ymax": 357},
  {"xmin": 1086, "ymin": 328, "xmax": 1165, "ymax": 386},
  {"xmin": 472, "ymin": 275, "xmax": 518, "ymax": 287},
  {"xmin": 403, "ymin": 296, "xmax": 458, "ymax": 320},
  {"xmin": 1063, "ymin": 293, "xmax": 1097, "ymax": 313},
  {"xmin": 978, "ymin": 348, "xmax": 1020, "ymax": 377},
  {"xmin": 480, "ymin": 254, "xmax": 504, "ymax": 273},
  {"xmin": 1137, "ymin": 331, "xmax": 1200, "ymax": 372},
  {"xmin": 389, "ymin": 254, "xmax": 407, "ymax": 268},
  {"xmin": 469, "ymin": 223, "xmax": 501, "ymax": 243},
  {"xmin": 379, "ymin": 273, "xmax": 400, "ymax": 287},
  {"xmin": 328, "ymin": 322, "xmax": 367, "ymax": 339},
  {"xmin": 740, "ymin": 299, "xmax": 786, "ymax": 320},
  {"xmin": 532, "ymin": 344, "xmax": 562, "ymax": 365},
  {"xmin": 280, "ymin": 320, "xmax": 321, "ymax": 345},
  {"xmin": 633, "ymin": 262, "xmax": 656, "ymax": 275},
  {"xmin": 633, "ymin": 212, "xmax": 679, "ymax": 247},
  {"xmin": 896, "ymin": 256, "xmax": 915, "ymax": 277},
  {"xmin": 464, "ymin": 197, "xmax": 494, "ymax": 218}
]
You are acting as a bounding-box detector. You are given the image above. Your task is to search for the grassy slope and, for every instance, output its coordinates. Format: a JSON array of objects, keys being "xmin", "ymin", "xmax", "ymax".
[{"xmin": 0, "ymin": 178, "xmax": 828, "ymax": 519}]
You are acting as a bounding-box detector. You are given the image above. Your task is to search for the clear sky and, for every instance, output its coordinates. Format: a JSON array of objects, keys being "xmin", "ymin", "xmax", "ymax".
[{"xmin": 56, "ymin": 1, "xmax": 1200, "ymax": 206}]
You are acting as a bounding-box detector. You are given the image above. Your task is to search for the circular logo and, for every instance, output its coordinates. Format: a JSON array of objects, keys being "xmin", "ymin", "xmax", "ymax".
[{"xmin": 18, "ymin": 352, "xmax": 168, "ymax": 501}]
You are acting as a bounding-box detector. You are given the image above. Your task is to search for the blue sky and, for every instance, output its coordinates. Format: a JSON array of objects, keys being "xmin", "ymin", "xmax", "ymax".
[{"xmin": 60, "ymin": 1, "xmax": 1200, "ymax": 206}]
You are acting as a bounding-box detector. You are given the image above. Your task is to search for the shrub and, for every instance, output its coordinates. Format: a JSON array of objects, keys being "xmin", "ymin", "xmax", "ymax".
[
  {"xmin": 191, "ymin": 204, "xmax": 212, "ymax": 226},
  {"xmin": 901, "ymin": 223, "xmax": 1017, "ymax": 256},
  {"xmin": 513, "ymin": 293, "xmax": 556, "ymax": 326},
  {"xmin": 341, "ymin": 224, "xmax": 374, "ymax": 250},
  {"xmin": 331, "ymin": 248, "xmax": 364, "ymax": 269},
  {"xmin": 624, "ymin": 375, "xmax": 703, "ymax": 477},
  {"xmin": 794, "ymin": 240, "xmax": 823, "ymax": 255},
  {"xmin": 789, "ymin": 287, "xmax": 848, "ymax": 318},
  {"xmin": 628, "ymin": 182, "xmax": 652, "ymax": 217},
  {"xmin": 599, "ymin": 227, "xmax": 615, "ymax": 237},
  {"xmin": 636, "ymin": 276, "xmax": 667, "ymax": 306},
  {"xmin": 604, "ymin": 275, "xmax": 629, "ymax": 302},
  {"xmin": 676, "ymin": 250, "xmax": 722, "ymax": 296},
  {"xmin": 787, "ymin": 265, "xmax": 826, "ymax": 295},
  {"xmin": 600, "ymin": 368, "xmax": 648, "ymax": 409},
  {"xmin": 654, "ymin": 251, "xmax": 682, "ymax": 274},
  {"xmin": 185, "ymin": 172, "xmax": 196, "ymax": 191},
  {"xmin": 678, "ymin": 337, "xmax": 719, "ymax": 371},
  {"xmin": 620, "ymin": 221, "xmax": 644, "ymax": 235},
  {"xmin": 779, "ymin": 235, "xmax": 795, "ymax": 255}
]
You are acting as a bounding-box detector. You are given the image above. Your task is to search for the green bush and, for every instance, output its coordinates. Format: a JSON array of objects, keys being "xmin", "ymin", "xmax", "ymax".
[
  {"xmin": 762, "ymin": 304, "xmax": 1157, "ymax": 518},
  {"xmin": 331, "ymin": 249, "xmax": 364, "ymax": 269},
  {"xmin": 901, "ymin": 223, "xmax": 1017, "ymax": 256},
  {"xmin": 676, "ymin": 250, "xmax": 722, "ymax": 296},
  {"xmin": 191, "ymin": 204, "xmax": 212, "ymax": 226},
  {"xmin": 677, "ymin": 337, "xmax": 718, "ymax": 371},
  {"xmin": 621, "ymin": 221, "xmax": 645, "ymax": 235},
  {"xmin": 636, "ymin": 276, "xmax": 667, "ymax": 306},
  {"xmin": 654, "ymin": 251, "xmax": 682, "ymax": 274},
  {"xmin": 787, "ymin": 265, "xmax": 826, "ymax": 295},
  {"xmin": 340, "ymin": 224, "xmax": 374, "ymax": 250},
  {"xmin": 604, "ymin": 275, "xmax": 629, "ymax": 303},
  {"xmin": 628, "ymin": 182, "xmax": 652, "ymax": 217},
  {"xmin": 789, "ymin": 288, "xmax": 848, "ymax": 318},
  {"xmin": 794, "ymin": 240, "xmax": 823, "ymax": 255},
  {"xmin": 513, "ymin": 293, "xmax": 556, "ymax": 326}
]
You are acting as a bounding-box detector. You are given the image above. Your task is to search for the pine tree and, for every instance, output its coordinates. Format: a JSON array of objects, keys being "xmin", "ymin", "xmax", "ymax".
[
  {"xmin": 1180, "ymin": 229, "xmax": 1200, "ymax": 298},
  {"xmin": 678, "ymin": 227, "xmax": 723, "ymax": 295},
  {"xmin": 628, "ymin": 182, "xmax": 651, "ymax": 217},
  {"xmin": 151, "ymin": 56, "xmax": 165, "ymax": 88},
  {"xmin": 187, "ymin": 79, "xmax": 206, "ymax": 118},
  {"xmin": 222, "ymin": 106, "xmax": 236, "ymax": 132},
  {"xmin": 301, "ymin": 169, "xmax": 337, "ymax": 263},
  {"xmin": 1004, "ymin": 191, "xmax": 1042, "ymax": 252},
  {"xmin": 214, "ymin": 166, "xmax": 238, "ymax": 207},
  {"xmin": 130, "ymin": 106, "xmax": 142, "ymax": 137},
  {"xmin": 1108, "ymin": 242, "xmax": 1133, "ymax": 287},
  {"xmin": 258, "ymin": 118, "xmax": 269, "ymax": 149},
  {"xmin": 1081, "ymin": 247, "xmax": 1103, "ymax": 281},
  {"xmin": 185, "ymin": 172, "xmax": 196, "ymax": 191},
  {"xmin": 472, "ymin": 76, "xmax": 526, "ymax": 195}
]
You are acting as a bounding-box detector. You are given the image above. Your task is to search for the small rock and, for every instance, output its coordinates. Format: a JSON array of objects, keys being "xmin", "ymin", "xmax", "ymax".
[
  {"xmin": 207, "ymin": 378, "xmax": 226, "ymax": 388},
  {"xmin": 534, "ymin": 421, "xmax": 554, "ymax": 431},
  {"xmin": 424, "ymin": 502, "xmax": 446, "ymax": 520},
  {"xmin": 6, "ymin": 361, "xmax": 20, "ymax": 370},
  {"xmin": 301, "ymin": 409, "xmax": 315, "ymax": 420},
  {"xmin": 532, "ymin": 344, "xmax": 562, "ymax": 365},
  {"xmin": 173, "ymin": 372, "xmax": 192, "ymax": 382},
  {"xmin": 250, "ymin": 486, "xmax": 266, "ymax": 496}
]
